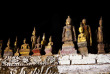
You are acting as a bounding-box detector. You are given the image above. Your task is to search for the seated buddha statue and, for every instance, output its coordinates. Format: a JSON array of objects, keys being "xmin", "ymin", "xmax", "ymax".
[
  {"xmin": 78, "ymin": 23, "xmax": 88, "ymax": 56},
  {"xmin": 45, "ymin": 36, "xmax": 53, "ymax": 56},
  {"xmin": 3, "ymin": 39, "xmax": 13, "ymax": 57},
  {"xmin": 32, "ymin": 36, "xmax": 41, "ymax": 56},
  {"xmin": 19, "ymin": 38, "xmax": 30, "ymax": 56},
  {"xmin": 78, "ymin": 23, "xmax": 86, "ymax": 43}
]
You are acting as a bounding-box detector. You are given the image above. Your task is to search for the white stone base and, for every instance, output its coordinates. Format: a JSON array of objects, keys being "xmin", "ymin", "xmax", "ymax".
[{"xmin": 59, "ymin": 60, "xmax": 70, "ymax": 65}]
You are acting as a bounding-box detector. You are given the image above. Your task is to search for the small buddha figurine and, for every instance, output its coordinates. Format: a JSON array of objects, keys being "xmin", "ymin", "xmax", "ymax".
[
  {"xmin": 32, "ymin": 36, "xmax": 41, "ymax": 56},
  {"xmin": 41, "ymin": 33, "xmax": 46, "ymax": 55},
  {"xmin": 4, "ymin": 39, "xmax": 13, "ymax": 57},
  {"xmin": 82, "ymin": 19, "xmax": 92, "ymax": 46},
  {"xmin": 31, "ymin": 27, "xmax": 36, "ymax": 49},
  {"xmin": 14, "ymin": 37, "xmax": 18, "ymax": 53},
  {"xmin": 45, "ymin": 36, "xmax": 53, "ymax": 56},
  {"xmin": 78, "ymin": 23, "xmax": 86, "ymax": 43},
  {"xmin": 14, "ymin": 48, "xmax": 19, "ymax": 56},
  {"xmin": 97, "ymin": 17, "xmax": 103, "ymax": 43},
  {"xmin": 62, "ymin": 16, "xmax": 76, "ymax": 43},
  {"xmin": 77, "ymin": 24, "xmax": 88, "ymax": 56},
  {"xmin": 19, "ymin": 38, "xmax": 30, "ymax": 56}
]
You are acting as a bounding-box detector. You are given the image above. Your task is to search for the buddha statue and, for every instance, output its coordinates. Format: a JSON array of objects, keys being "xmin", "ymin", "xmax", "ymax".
[
  {"xmin": 78, "ymin": 23, "xmax": 86, "ymax": 43},
  {"xmin": 3, "ymin": 39, "xmax": 13, "ymax": 57},
  {"xmin": 45, "ymin": 36, "xmax": 53, "ymax": 56},
  {"xmin": 19, "ymin": 38, "xmax": 30, "ymax": 56},
  {"xmin": 41, "ymin": 33, "xmax": 46, "ymax": 55},
  {"xmin": 97, "ymin": 17, "xmax": 103, "ymax": 43},
  {"xmin": 61, "ymin": 16, "xmax": 77, "ymax": 55},
  {"xmin": 31, "ymin": 27, "xmax": 36, "ymax": 49},
  {"xmin": 97, "ymin": 17, "xmax": 105, "ymax": 54},
  {"xmin": 77, "ymin": 23, "xmax": 88, "ymax": 56},
  {"xmin": 14, "ymin": 48, "xmax": 19, "ymax": 56},
  {"xmin": 62, "ymin": 16, "xmax": 76, "ymax": 43},
  {"xmin": 14, "ymin": 37, "xmax": 18, "ymax": 53},
  {"xmin": 32, "ymin": 36, "xmax": 41, "ymax": 56},
  {"xmin": 82, "ymin": 19, "xmax": 92, "ymax": 46}
]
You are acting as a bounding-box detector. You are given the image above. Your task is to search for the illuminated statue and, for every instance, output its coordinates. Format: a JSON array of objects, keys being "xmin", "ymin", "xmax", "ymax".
[
  {"xmin": 82, "ymin": 19, "xmax": 92, "ymax": 46},
  {"xmin": 78, "ymin": 23, "xmax": 86, "ymax": 43},
  {"xmin": 19, "ymin": 38, "xmax": 30, "ymax": 56},
  {"xmin": 31, "ymin": 27, "xmax": 36, "ymax": 49},
  {"xmin": 61, "ymin": 16, "xmax": 77, "ymax": 55},
  {"xmin": 14, "ymin": 48, "xmax": 19, "ymax": 56},
  {"xmin": 14, "ymin": 37, "xmax": 18, "ymax": 53},
  {"xmin": 41, "ymin": 33, "xmax": 46, "ymax": 55},
  {"xmin": 3, "ymin": 39, "xmax": 13, "ymax": 57},
  {"xmin": 62, "ymin": 16, "xmax": 76, "ymax": 42},
  {"xmin": 77, "ymin": 23, "xmax": 88, "ymax": 56},
  {"xmin": 97, "ymin": 17, "xmax": 105, "ymax": 54},
  {"xmin": 97, "ymin": 17, "xmax": 103, "ymax": 43},
  {"xmin": 45, "ymin": 36, "xmax": 53, "ymax": 56},
  {"xmin": 32, "ymin": 36, "xmax": 41, "ymax": 56}
]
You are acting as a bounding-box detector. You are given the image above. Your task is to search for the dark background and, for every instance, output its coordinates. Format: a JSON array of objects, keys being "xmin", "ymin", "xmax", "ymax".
[{"xmin": 0, "ymin": 3, "xmax": 110, "ymax": 55}]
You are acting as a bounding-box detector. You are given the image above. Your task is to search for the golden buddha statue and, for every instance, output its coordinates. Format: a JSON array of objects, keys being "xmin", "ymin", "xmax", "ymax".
[
  {"xmin": 78, "ymin": 23, "xmax": 86, "ymax": 43},
  {"xmin": 82, "ymin": 19, "xmax": 92, "ymax": 46},
  {"xmin": 4, "ymin": 39, "xmax": 13, "ymax": 57},
  {"xmin": 97, "ymin": 17, "xmax": 103, "ymax": 43},
  {"xmin": 77, "ymin": 23, "xmax": 88, "ymax": 56},
  {"xmin": 14, "ymin": 37, "xmax": 18, "ymax": 53},
  {"xmin": 14, "ymin": 48, "xmax": 19, "ymax": 56},
  {"xmin": 41, "ymin": 33, "xmax": 46, "ymax": 47},
  {"xmin": 45, "ymin": 36, "xmax": 53, "ymax": 56},
  {"xmin": 31, "ymin": 27, "xmax": 36, "ymax": 49},
  {"xmin": 20, "ymin": 38, "xmax": 30, "ymax": 56},
  {"xmin": 62, "ymin": 16, "xmax": 76, "ymax": 42}
]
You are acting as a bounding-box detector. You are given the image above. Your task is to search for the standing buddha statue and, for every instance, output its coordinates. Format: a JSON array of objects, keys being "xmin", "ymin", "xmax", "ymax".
[
  {"xmin": 61, "ymin": 16, "xmax": 77, "ymax": 55},
  {"xmin": 32, "ymin": 36, "xmax": 41, "ymax": 56},
  {"xmin": 82, "ymin": 19, "xmax": 92, "ymax": 46},
  {"xmin": 3, "ymin": 39, "xmax": 13, "ymax": 57},
  {"xmin": 31, "ymin": 27, "xmax": 36, "ymax": 49},
  {"xmin": 19, "ymin": 38, "xmax": 30, "ymax": 56},
  {"xmin": 45, "ymin": 36, "xmax": 53, "ymax": 56},
  {"xmin": 14, "ymin": 37, "xmax": 18, "ymax": 54},
  {"xmin": 97, "ymin": 17, "xmax": 105, "ymax": 54},
  {"xmin": 41, "ymin": 33, "xmax": 46, "ymax": 55},
  {"xmin": 77, "ymin": 23, "xmax": 88, "ymax": 56}
]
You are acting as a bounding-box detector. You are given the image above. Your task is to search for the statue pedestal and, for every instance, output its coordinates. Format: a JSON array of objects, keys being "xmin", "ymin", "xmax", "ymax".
[
  {"xmin": 61, "ymin": 42, "xmax": 77, "ymax": 55},
  {"xmin": 45, "ymin": 46, "xmax": 52, "ymax": 56},
  {"xmin": 98, "ymin": 43, "xmax": 105, "ymax": 54},
  {"xmin": 78, "ymin": 41, "xmax": 88, "ymax": 56},
  {"xmin": 32, "ymin": 48, "xmax": 41, "ymax": 56},
  {"xmin": 3, "ymin": 51, "xmax": 13, "ymax": 57}
]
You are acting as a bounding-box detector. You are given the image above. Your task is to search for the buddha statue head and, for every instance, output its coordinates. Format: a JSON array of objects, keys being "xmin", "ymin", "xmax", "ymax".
[
  {"xmin": 14, "ymin": 36, "xmax": 17, "ymax": 47},
  {"xmin": 79, "ymin": 23, "xmax": 83, "ymax": 33},
  {"xmin": 66, "ymin": 16, "xmax": 71, "ymax": 25},
  {"xmin": 99, "ymin": 16, "xmax": 102, "ymax": 26},
  {"xmin": 82, "ymin": 19, "xmax": 86, "ymax": 25},
  {"xmin": 7, "ymin": 38, "xmax": 10, "ymax": 48},
  {"xmin": 23, "ymin": 38, "xmax": 26, "ymax": 44},
  {"xmin": 32, "ymin": 27, "xmax": 36, "ymax": 36},
  {"xmin": 42, "ymin": 33, "xmax": 45, "ymax": 41},
  {"xmin": 49, "ymin": 36, "xmax": 52, "ymax": 42}
]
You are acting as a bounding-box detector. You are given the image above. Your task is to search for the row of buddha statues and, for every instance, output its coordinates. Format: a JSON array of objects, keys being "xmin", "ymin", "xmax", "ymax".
[{"xmin": 0, "ymin": 16, "xmax": 105, "ymax": 57}]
